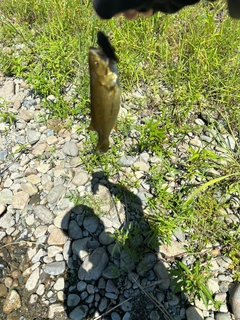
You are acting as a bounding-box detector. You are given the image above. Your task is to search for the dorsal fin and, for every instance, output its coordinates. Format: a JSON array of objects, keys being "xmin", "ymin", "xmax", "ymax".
[{"xmin": 97, "ymin": 31, "xmax": 119, "ymax": 63}]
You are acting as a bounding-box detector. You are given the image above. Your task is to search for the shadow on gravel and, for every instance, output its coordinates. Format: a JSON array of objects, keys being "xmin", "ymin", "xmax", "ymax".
[{"xmin": 62, "ymin": 171, "xmax": 191, "ymax": 320}]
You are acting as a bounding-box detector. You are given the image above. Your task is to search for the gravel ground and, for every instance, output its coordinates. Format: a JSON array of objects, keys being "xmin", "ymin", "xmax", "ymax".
[{"xmin": 0, "ymin": 76, "xmax": 239, "ymax": 320}]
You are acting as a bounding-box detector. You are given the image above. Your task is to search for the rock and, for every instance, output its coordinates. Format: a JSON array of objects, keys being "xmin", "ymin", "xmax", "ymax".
[
  {"xmin": 83, "ymin": 214, "xmax": 99, "ymax": 233},
  {"xmin": 25, "ymin": 268, "xmax": 40, "ymax": 291},
  {"xmin": 48, "ymin": 303, "xmax": 65, "ymax": 319},
  {"xmin": 186, "ymin": 306, "xmax": 204, "ymax": 320},
  {"xmin": 72, "ymin": 171, "xmax": 89, "ymax": 186},
  {"xmin": 120, "ymin": 250, "xmax": 136, "ymax": 272},
  {"xmin": 68, "ymin": 220, "xmax": 83, "ymax": 239},
  {"xmin": 69, "ymin": 305, "xmax": 89, "ymax": 320},
  {"xmin": 0, "ymin": 209, "xmax": 15, "ymax": 229},
  {"xmin": 0, "ymin": 189, "xmax": 13, "ymax": 204},
  {"xmin": 99, "ymin": 297, "xmax": 108, "ymax": 312},
  {"xmin": 0, "ymin": 284, "xmax": 7, "ymax": 297},
  {"xmin": 47, "ymin": 226, "xmax": 69, "ymax": 245},
  {"xmin": 111, "ymin": 312, "xmax": 121, "ymax": 320},
  {"xmin": 26, "ymin": 129, "xmax": 41, "ymax": 144},
  {"xmin": 215, "ymin": 313, "xmax": 231, "ymax": 320},
  {"xmin": 136, "ymin": 253, "xmax": 156, "ymax": 276},
  {"xmin": 67, "ymin": 293, "xmax": 81, "ymax": 307},
  {"xmin": 19, "ymin": 109, "xmax": 34, "ymax": 121},
  {"xmin": 54, "ymin": 210, "xmax": 70, "ymax": 230},
  {"xmin": 21, "ymin": 182, "xmax": 38, "ymax": 196},
  {"xmin": 98, "ymin": 228, "xmax": 115, "ymax": 245},
  {"xmin": 229, "ymin": 282, "xmax": 240, "ymax": 319},
  {"xmin": 44, "ymin": 261, "xmax": 65, "ymax": 275},
  {"xmin": 0, "ymin": 80, "xmax": 14, "ymax": 101},
  {"xmin": 78, "ymin": 247, "xmax": 109, "ymax": 281},
  {"xmin": 207, "ymin": 278, "xmax": 219, "ymax": 294},
  {"xmin": 3, "ymin": 289, "xmax": 21, "ymax": 314},
  {"xmin": 34, "ymin": 205, "xmax": 53, "ymax": 224},
  {"xmin": 224, "ymin": 135, "xmax": 235, "ymax": 150},
  {"xmin": 72, "ymin": 237, "xmax": 90, "ymax": 260},
  {"xmin": 119, "ymin": 155, "xmax": 136, "ymax": 167},
  {"xmin": 47, "ymin": 184, "xmax": 66, "ymax": 204},
  {"xmin": 153, "ymin": 261, "xmax": 170, "ymax": 290},
  {"xmin": 0, "ymin": 204, "xmax": 6, "ymax": 217},
  {"xmin": 102, "ymin": 263, "xmax": 121, "ymax": 279},
  {"xmin": 62, "ymin": 141, "xmax": 79, "ymax": 156}
]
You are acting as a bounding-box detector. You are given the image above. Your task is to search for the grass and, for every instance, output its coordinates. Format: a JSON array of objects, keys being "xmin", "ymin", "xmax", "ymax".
[{"xmin": 1, "ymin": 0, "xmax": 240, "ymax": 308}]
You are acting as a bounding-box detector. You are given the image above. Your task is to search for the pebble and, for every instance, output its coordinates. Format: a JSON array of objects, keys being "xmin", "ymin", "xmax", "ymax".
[
  {"xmin": 186, "ymin": 306, "xmax": 204, "ymax": 320},
  {"xmin": 44, "ymin": 261, "xmax": 66, "ymax": 275},
  {"xmin": 3, "ymin": 290, "xmax": 21, "ymax": 314},
  {"xmin": 78, "ymin": 247, "xmax": 109, "ymax": 281}
]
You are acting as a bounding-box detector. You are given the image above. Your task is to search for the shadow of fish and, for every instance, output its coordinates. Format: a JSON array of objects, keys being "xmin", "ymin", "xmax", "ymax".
[{"xmin": 88, "ymin": 31, "xmax": 121, "ymax": 153}]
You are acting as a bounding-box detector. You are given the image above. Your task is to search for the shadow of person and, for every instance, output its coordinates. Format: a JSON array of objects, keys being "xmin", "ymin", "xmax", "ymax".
[{"xmin": 62, "ymin": 171, "xmax": 183, "ymax": 320}]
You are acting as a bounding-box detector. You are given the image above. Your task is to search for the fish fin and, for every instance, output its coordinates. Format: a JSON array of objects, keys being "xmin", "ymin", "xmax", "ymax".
[
  {"xmin": 97, "ymin": 31, "xmax": 119, "ymax": 63},
  {"xmin": 114, "ymin": 124, "xmax": 118, "ymax": 133}
]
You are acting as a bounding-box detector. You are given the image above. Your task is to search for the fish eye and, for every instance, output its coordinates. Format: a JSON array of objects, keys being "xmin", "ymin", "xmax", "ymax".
[{"xmin": 94, "ymin": 61, "xmax": 99, "ymax": 66}]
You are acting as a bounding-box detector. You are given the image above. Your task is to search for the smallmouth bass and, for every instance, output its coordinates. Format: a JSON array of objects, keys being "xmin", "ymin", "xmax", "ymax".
[{"xmin": 88, "ymin": 31, "xmax": 120, "ymax": 153}]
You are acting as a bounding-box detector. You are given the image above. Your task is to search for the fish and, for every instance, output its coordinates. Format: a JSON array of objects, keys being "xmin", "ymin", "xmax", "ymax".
[{"xmin": 88, "ymin": 31, "xmax": 120, "ymax": 153}]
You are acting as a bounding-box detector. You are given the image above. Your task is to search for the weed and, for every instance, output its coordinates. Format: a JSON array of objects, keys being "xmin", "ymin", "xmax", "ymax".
[{"xmin": 169, "ymin": 260, "xmax": 220, "ymax": 309}]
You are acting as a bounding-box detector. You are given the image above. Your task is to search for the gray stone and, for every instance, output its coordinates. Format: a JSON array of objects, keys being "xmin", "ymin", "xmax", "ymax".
[
  {"xmin": 44, "ymin": 261, "xmax": 65, "ymax": 275},
  {"xmin": 31, "ymin": 248, "xmax": 47, "ymax": 264},
  {"xmin": 224, "ymin": 135, "xmax": 235, "ymax": 150},
  {"xmin": 106, "ymin": 280, "xmax": 119, "ymax": 294},
  {"xmin": 149, "ymin": 310, "xmax": 160, "ymax": 320},
  {"xmin": 83, "ymin": 214, "xmax": 99, "ymax": 233},
  {"xmin": 111, "ymin": 312, "xmax": 121, "ymax": 320},
  {"xmin": 78, "ymin": 247, "xmax": 109, "ymax": 281},
  {"xmin": 0, "ymin": 80, "xmax": 14, "ymax": 101},
  {"xmin": 34, "ymin": 205, "xmax": 53, "ymax": 224},
  {"xmin": 54, "ymin": 210, "xmax": 70, "ymax": 230},
  {"xmin": 99, "ymin": 297, "xmax": 108, "ymax": 312},
  {"xmin": 153, "ymin": 261, "xmax": 170, "ymax": 290},
  {"xmin": 23, "ymin": 99, "xmax": 37, "ymax": 109},
  {"xmin": 25, "ymin": 268, "xmax": 40, "ymax": 292},
  {"xmin": 48, "ymin": 303, "xmax": 65, "ymax": 319},
  {"xmin": 72, "ymin": 237, "xmax": 90, "ymax": 260},
  {"xmin": 69, "ymin": 305, "xmax": 88, "ymax": 320},
  {"xmin": 186, "ymin": 307, "xmax": 203, "ymax": 320},
  {"xmin": 0, "ymin": 209, "xmax": 15, "ymax": 229},
  {"xmin": 229, "ymin": 282, "xmax": 240, "ymax": 319},
  {"xmin": 68, "ymin": 220, "xmax": 83, "ymax": 239},
  {"xmin": 77, "ymin": 281, "xmax": 87, "ymax": 292},
  {"xmin": 120, "ymin": 250, "xmax": 136, "ymax": 272},
  {"xmin": 72, "ymin": 171, "xmax": 89, "ymax": 186},
  {"xmin": 0, "ymin": 150, "xmax": 8, "ymax": 161},
  {"xmin": 102, "ymin": 263, "xmax": 121, "ymax": 279},
  {"xmin": 215, "ymin": 313, "xmax": 230, "ymax": 320},
  {"xmin": 119, "ymin": 155, "xmax": 136, "ymax": 167},
  {"xmin": 122, "ymin": 312, "xmax": 131, "ymax": 320},
  {"xmin": 47, "ymin": 184, "xmax": 66, "ymax": 204},
  {"xmin": 21, "ymin": 182, "xmax": 38, "ymax": 196},
  {"xmin": 62, "ymin": 141, "xmax": 79, "ymax": 156},
  {"xmin": 0, "ymin": 189, "xmax": 13, "ymax": 204},
  {"xmin": 207, "ymin": 278, "xmax": 219, "ymax": 294},
  {"xmin": 136, "ymin": 253, "xmax": 156, "ymax": 276},
  {"xmin": 99, "ymin": 228, "xmax": 115, "ymax": 245},
  {"xmin": 12, "ymin": 191, "xmax": 29, "ymax": 209},
  {"xmin": 26, "ymin": 129, "xmax": 41, "ymax": 145},
  {"xmin": 67, "ymin": 294, "xmax": 80, "ymax": 307}
]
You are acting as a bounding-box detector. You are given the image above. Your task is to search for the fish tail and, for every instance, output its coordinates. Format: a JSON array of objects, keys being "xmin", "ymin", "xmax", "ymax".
[{"xmin": 95, "ymin": 138, "xmax": 110, "ymax": 153}]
